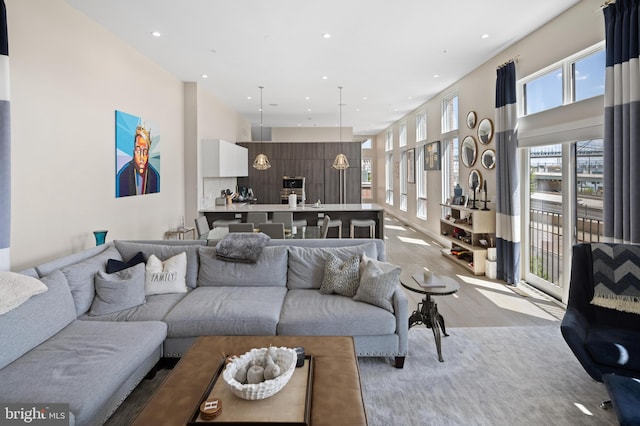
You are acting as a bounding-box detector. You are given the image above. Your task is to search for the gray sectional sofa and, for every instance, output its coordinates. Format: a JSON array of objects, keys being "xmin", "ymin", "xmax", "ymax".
[{"xmin": 0, "ymin": 238, "xmax": 408, "ymax": 426}]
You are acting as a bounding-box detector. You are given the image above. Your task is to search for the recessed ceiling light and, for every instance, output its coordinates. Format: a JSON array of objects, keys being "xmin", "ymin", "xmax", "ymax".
[
  {"xmin": 322, "ymin": 76, "xmax": 328, "ymax": 80},
  {"xmin": 481, "ymin": 34, "xmax": 489, "ymax": 39},
  {"xmin": 247, "ymin": 96, "xmax": 252, "ymax": 100},
  {"xmin": 362, "ymin": 97, "xmax": 368, "ymax": 100},
  {"xmin": 305, "ymin": 96, "xmax": 310, "ymax": 100},
  {"xmin": 407, "ymin": 96, "xmax": 413, "ymax": 100},
  {"xmin": 151, "ymin": 31, "xmax": 161, "ymax": 37},
  {"xmin": 307, "ymin": 108, "xmax": 312, "ymax": 112},
  {"xmin": 201, "ymin": 74, "xmax": 208, "ymax": 79},
  {"xmin": 323, "ymin": 33, "xmax": 331, "ymax": 39},
  {"xmin": 433, "ymin": 74, "xmax": 439, "ymax": 78}
]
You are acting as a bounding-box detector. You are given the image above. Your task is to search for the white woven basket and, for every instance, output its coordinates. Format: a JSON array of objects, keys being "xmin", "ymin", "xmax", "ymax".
[{"xmin": 222, "ymin": 347, "xmax": 297, "ymax": 400}]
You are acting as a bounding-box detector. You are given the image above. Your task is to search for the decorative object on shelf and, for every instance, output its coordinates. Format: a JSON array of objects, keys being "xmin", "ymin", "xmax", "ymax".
[
  {"xmin": 407, "ymin": 148, "xmax": 415, "ymax": 183},
  {"xmin": 477, "ymin": 118, "xmax": 494, "ymax": 144},
  {"xmin": 468, "ymin": 169, "xmax": 482, "ymax": 210},
  {"xmin": 332, "ymin": 86, "xmax": 349, "ymax": 204},
  {"xmin": 461, "ymin": 136, "xmax": 477, "ymax": 167},
  {"xmin": 466, "ymin": 111, "xmax": 477, "ymax": 129},
  {"xmin": 424, "ymin": 140, "xmax": 441, "ymax": 170},
  {"xmin": 482, "ymin": 178, "xmax": 491, "ymax": 211},
  {"xmin": 481, "ymin": 148, "xmax": 496, "ymax": 169},
  {"xmin": 93, "ymin": 230, "xmax": 108, "ymax": 246},
  {"xmin": 252, "ymin": 86, "xmax": 271, "ymax": 170}
]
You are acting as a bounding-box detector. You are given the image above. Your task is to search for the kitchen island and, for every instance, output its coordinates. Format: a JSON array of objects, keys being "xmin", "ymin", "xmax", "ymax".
[{"xmin": 200, "ymin": 203, "xmax": 385, "ymax": 239}]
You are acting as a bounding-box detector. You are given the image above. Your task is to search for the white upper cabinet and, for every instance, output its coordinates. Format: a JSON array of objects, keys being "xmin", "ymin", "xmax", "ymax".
[{"xmin": 201, "ymin": 139, "xmax": 248, "ymax": 177}]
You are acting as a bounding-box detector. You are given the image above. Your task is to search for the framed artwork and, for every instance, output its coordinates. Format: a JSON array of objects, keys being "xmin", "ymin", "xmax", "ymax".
[
  {"xmin": 424, "ymin": 141, "xmax": 441, "ymax": 171},
  {"xmin": 115, "ymin": 110, "xmax": 161, "ymax": 198},
  {"xmin": 407, "ymin": 148, "xmax": 415, "ymax": 183}
]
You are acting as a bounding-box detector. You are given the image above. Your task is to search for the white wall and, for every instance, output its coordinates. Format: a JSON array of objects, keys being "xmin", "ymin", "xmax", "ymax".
[
  {"xmin": 375, "ymin": 0, "xmax": 605, "ymax": 240},
  {"xmin": 6, "ymin": 0, "xmax": 248, "ymax": 270}
]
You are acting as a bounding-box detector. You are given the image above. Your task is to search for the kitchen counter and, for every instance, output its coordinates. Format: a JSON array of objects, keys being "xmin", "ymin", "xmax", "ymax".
[{"xmin": 200, "ymin": 203, "xmax": 385, "ymax": 238}]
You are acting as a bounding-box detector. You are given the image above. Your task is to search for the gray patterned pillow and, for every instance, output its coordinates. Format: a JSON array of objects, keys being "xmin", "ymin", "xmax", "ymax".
[
  {"xmin": 353, "ymin": 254, "xmax": 400, "ymax": 312},
  {"xmin": 319, "ymin": 254, "xmax": 360, "ymax": 297}
]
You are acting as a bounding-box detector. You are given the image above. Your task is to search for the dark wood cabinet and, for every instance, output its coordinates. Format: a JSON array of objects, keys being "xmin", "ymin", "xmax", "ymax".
[{"xmin": 237, "ymin": 142, "xmax": 361, "ymax": 204}]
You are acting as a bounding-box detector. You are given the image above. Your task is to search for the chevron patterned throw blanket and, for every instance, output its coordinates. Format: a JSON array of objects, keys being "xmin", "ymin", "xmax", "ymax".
[{"xmin": 591, "ymin": 243, "xmax": 640, "ymax": 314}]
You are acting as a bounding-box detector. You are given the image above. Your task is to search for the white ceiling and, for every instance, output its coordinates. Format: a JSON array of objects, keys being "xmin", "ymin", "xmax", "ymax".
[{"xmin": 64, "ymin": 0, "xmax": 580, "ymax": 136}]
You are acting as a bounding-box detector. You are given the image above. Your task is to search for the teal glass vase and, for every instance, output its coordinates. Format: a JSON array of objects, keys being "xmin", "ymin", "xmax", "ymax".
[{"xmin": 93, "ymin": 230, "xmax": 108, "ymax": 246}]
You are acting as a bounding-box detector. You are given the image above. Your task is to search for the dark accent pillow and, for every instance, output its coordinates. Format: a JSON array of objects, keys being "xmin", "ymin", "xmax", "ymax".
[{"xmin": 107, "ymin": 251, "xmax": 146, "ymax": 274}]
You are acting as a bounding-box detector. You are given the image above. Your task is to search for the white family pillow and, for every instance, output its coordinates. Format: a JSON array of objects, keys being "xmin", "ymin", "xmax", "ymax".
[{"xmin": 145, "ymin": 252, "xmax": 188, "ymax": 296}]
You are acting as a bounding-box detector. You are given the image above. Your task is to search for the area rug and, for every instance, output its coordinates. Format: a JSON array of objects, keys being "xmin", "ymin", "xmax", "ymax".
[{"xmin": 358, "ymin": 326, "xmax": 617, "ymax": 426}]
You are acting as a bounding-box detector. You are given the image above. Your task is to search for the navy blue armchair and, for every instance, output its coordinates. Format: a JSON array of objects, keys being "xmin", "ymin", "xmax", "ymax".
[{"xmin": 561, "ymin": 243, "xmax": 640, "ymax": 382}]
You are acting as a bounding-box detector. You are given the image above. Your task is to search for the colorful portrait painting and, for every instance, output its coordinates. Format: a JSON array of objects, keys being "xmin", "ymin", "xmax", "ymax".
[{"xmin": 115, "ymin": 110, "xmax": 160, "ymax": 198}]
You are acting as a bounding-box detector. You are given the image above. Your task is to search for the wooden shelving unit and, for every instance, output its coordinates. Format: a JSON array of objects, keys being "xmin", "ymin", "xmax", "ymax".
[{"xmin": 440, "ymin": 203, "xmax": 496, "ymax": 275}]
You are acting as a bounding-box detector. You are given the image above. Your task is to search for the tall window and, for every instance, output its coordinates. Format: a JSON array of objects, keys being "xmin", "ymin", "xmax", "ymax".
[
  {"xmin": 399, "ymin": 121, "xmax": 407, "ymax": 147},
  {"xmin": 400, "ymin": 150, "xmax": 408, "ymax": 211},
  {"xmin": 416, "ymin": 109, "xmax": 427, "ymax": 142},
  {"xmin": 443, "ymin": 138, "xmax": 459, "ymax": 201},
  {"xmin": 417, "ymin": 144, "xmax": 427, "ymax": 219},
  {"xmin": 518, "ymin": 42, "xmax": 605, "ymax": 302},
  {"xmin": 385, "ymin": 153, "xmax": 393, "ymax": 205},
  {"xmin": 361, "ymin": 158, "xmax": 372, "ymax": 201},
  {"xmin": 385, "ymin": 129, "xmax": 393, "ymax": 151},
  {"xmin": 442, "ymin": 93, "xmax": 459, "ymax": 133},
  {"xmin": 385, "ymin": 129, "xmax": 394, "ymax": 205}
]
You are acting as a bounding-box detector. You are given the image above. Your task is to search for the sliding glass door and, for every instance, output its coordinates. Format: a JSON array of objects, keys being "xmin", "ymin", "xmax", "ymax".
[{"xmin": 524, "ymin": 139, "xmax": 603, "ymax": 300}]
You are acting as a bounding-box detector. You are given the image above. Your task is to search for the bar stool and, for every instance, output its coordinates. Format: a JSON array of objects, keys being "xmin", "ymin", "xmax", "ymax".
[
  {"xmin": 317, "ymin": 217, "xmax": 342, "ymax": 238},
  {"xmin": 350, "ymin": 219, "xmax": 376, "ymax": 238}
]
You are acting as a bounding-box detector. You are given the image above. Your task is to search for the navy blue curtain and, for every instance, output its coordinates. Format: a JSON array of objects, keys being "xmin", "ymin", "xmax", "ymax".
[
  {"xmin": 495, "ymin": 61, "xmax": 520, "ymax": 284},
  {"xmin": 0, "ymin": 0, "xmax": 10, "ymax": 271},
  {"xmin": 603, "ymin": 0, "xmax": 640, "ymax": 243}
]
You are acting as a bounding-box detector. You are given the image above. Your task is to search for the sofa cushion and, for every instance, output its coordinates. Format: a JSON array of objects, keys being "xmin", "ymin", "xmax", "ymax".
[
  {"xmin": 0, "ymin": 320, "xmax": 166, "ymax": 426},
  {"xmin": 114, "ymin": 241, "xmax": 200, "ymax": 289},
  {"xmin": 145, "ymin": 252, "xmax": 188, "ymax": 295},
  {"xmin": 0, "ymin": 270, "xmax": 76, "ymax": 370},
  {"xmin": 197, "ymin": 246, "xmax": 288, "ymax": 287},
  {"xmin": 107, "ymin": 251, "xmax": 146, "ymax": 274},
  {"xmin": 287, "ymin": 243, "xmax": 378, "ymax": 290},
  {"xmin": 319, "ymin": 254, "xmax": 360, "ymax": 297},
  {"xmin": 89, "ymin": 263, "xmax": 146, "ymax": 316},
  {"xmin": 35, "ymin": 243, "xmax": 115, "ymax": 277},
  {"xmin": 164, "ymin": 286, "xmax": 287, "ymax": 336},
  {"xmin": 278, "ymin": 289, "xmax": 397, "ymax": 336},
  {"xmin": 0, "ymin": 271, "xmax": 48, "ymax": 315},
  {"xmin": 353, "ymin": 254, "xmax": 401, "ymax": 313},
  {"xmin": 80, "ymin": 293, "xmax": 186, "ymax": 322},
  {"xmin": 586, "ymin": 326, "xmax": 640, "ymax": 372},
  {"xmin": 60, "ymin": 245, "xmax": 122, "ymax": 316}
]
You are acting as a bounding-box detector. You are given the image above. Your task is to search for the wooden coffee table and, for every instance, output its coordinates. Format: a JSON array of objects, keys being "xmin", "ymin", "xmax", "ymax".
[{"xmin": 132, "ymin": 336, "xmax": 367, "ymax": 426}]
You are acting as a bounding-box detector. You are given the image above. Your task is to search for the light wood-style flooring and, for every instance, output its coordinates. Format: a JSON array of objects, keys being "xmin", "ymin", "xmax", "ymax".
[{"xmin": 382, "ymin": 214, "xmax": 566, "ymax": 328}]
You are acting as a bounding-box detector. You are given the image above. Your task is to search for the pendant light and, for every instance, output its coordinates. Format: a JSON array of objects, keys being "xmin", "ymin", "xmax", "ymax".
[
  {"xmin": 332, "ymin": 86, "xmax": 349, "ymax": 203},
  {"xmin": 252, "ymin": 85, "xmax": 271, "ymax": 170}
]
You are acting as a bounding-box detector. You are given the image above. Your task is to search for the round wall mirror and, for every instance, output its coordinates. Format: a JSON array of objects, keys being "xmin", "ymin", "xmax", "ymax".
[
  {"xmin": 466, "ymin": 111, "xmax": 477, "ymax": 129},
  {"xmin": 468, "ymin": 169, "xmax": 483, "ymax": 191},
  {"xmin": 481, "ymin": 149, "xmax": 496, "ymax": 169},
  {"xmin": 461, "ymin": 136, "xmax": 477, "ymax": 167},
  {"xmin": 477, "ymin": 118, "xmax": 494, "ymax": 144}
]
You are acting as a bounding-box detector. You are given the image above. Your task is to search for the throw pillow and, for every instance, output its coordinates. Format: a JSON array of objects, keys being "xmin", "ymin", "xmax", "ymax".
[
  {"xmin": 145, "ymin": 252, "xmax": 188, "ymax": 296},
  {"xmin": 319, "ymin": 254, "xmax": 361, "ymax": 297},
  {"xmin": 353, "ymin": 254, "xmax": 400, "ymax": 312},
  {"xmin": 106, "ymin": 251, "xmax": 146, "ymax": 274},
  {"xmin": 0, "ymin": 272, "xmax": 48, "ymax": 315},
  {"xmin": 90, "ymin": 263, "xmax": 146, "ymax": 316}
]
